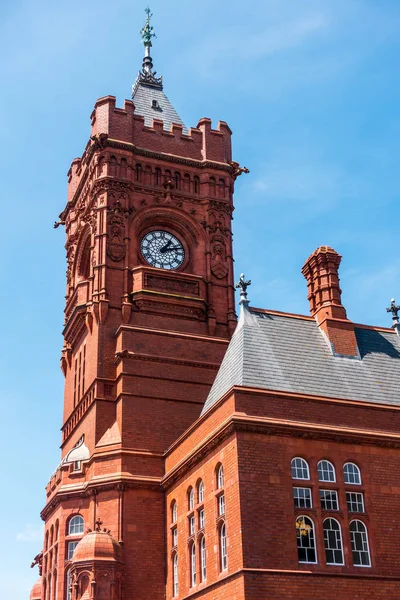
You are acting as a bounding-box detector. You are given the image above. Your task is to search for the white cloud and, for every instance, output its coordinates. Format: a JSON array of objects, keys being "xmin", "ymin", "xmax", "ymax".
[{"xmin": 16, "ymin": 524, "xmax": 43, "ymax": 542}]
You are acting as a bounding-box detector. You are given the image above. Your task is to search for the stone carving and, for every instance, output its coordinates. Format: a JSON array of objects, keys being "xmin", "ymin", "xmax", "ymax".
[
  {"xmin": 144, "ymin": 274, "xmax": 199, "ymax": 296},
  {"xmin": 210, "ymin": 236, "xmax": 228, "ymax": 279},
  {"xmin": 106, "ymin": 200, "xmax": 135, "ymax": 262}
]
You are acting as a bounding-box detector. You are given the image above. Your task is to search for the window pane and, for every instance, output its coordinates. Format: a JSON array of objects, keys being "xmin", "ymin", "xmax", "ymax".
[
  {"xmin": 69, "ymin": 515, "xmax": 84, "ymax": 535},
  {"xmin": 218, "ymin": 494, "xmax": 225, "ymax": 516},
  {"xmin": 189, "ymin": 516, "xmax": 195, "ymax": 536},
  {"xmin": 189, "ymin": 488, "xmax": 194, "ymax": 510},
  {"xmin": 172, "ymin": 527, "xmax": 178, "ymax": 547},
  {"xmin": 173, "ymin": 555, "xmax": 178, "ymax": 596},
  {"xmin": 218, "ymin": 465, "xmax": 224, "ymax": 489},
  {"xmin": 220, "ymin": 524, "xmax": 227, "ymax": 571},
  {"xmin": 323, "ymin": 519, "xmax": 344, "ymax": 565},
  {"xmin": 68, "ymin": 541, "xmax": 79, "ymax": 560},
  {"xmin": 198, "ymin": 481, "xmax": 204, "ymax": 503},
  {"xmin": 191, "ymin": 544, "xmax": 196, "ymax": 586},
  {"xmin": 293, "ymin": 487, "xmax": 312, "ymax": 508},
  {"xmin": 201, "ymin": 537, "xmax": 206, "ymax": 581},
  {"xmin": 318, "ymin": 460, "xmax": 336, "ymax": 482},
  {"xmin": 344, "ymin": 463, "xmax": 362, "ymax": 485},
  {"xmin": 291, "ymin": 458, "xmax": 309, "ymax": 480},
  {"xmin": 296, "ymin": 516, "xmax": 317, "ymax": 563},
  {"xmin": 199, "ymin": 509, "xmax": 205, "ymax": 529},
  {"xmin": 320, "ymin": 490, "xmax": 339, "ymax": 511},
  {"xmin": 346, "ymin": 492, "xmax": 365, "ymax": 513},
  {"xmin": 350, "ymin": 521, "xmax": 370, "ymax": 567}
]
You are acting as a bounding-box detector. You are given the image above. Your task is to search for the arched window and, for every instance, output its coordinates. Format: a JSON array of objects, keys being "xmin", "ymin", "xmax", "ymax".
[
  {"xmin": 188, "ymin": 487, "xmax": 195, "ymax": 511},
  {"xmin": 183, "ymin": 173, "xmax": 191, "ymax": 192},
  {"xmin": 110, "ymin": 156, "xmax": 118, "ymax": 177},
  {"xmin": 174, "ymin": 172, "xmax": 181, "ymax": 190},
  {"xmin": 171, "ymin": 500, "xmax": 177, "ymax": 524},
  {"xmin": 155, "ymin": 167, "xmax": 162, "ymax": 186},
  {"xmin": 68, "ymin": 515, "xmax": 84, "ymax": 536},
  {"xmin": 323, "ymin": 518, "xmax": 344, "ymax": 565},
  {"xmin": 318, "ymin": 460, "xmax": 336, "ymax": 482},
  {"xmin": 296, "ymin": 516, "xmax": 317, "ymax": 563},
  {"xmin": 198, "ymin": 480, "xmax": 204, "ymax": 503},
  {"xmin": 217, "ymin": 464, "xmax": 224, "ymax": 489},
  {"xmin": 291, "ymin": 457, "xmax": 310, "ymax": 480},
  {"xmin": 55, "ymin": 520, "xmax": 59, "ymax": 540},
  {"xmin": 66, "ymin": 569, "xmax": 72, "ymax": 600},
  {"xmin": 136, "ymin": 163, "xmax": 142, "ymax": 182},
  {"xmin": 220, "ymin": 523, "xmax": 227, "ymax": 571},
  {"xmin": 50, "ymin": 525, "xmax": 54, "ymax": 547},
  {"xmin": 120, "ymin": 158, "xmax": 127, "ymax": 178},
  {"xmin": 144, "ymin": 165, "xmax": 152, "ymax": 185},
  {"xmin": 200, "ymin": 536, "xmax": 206, "ymax": 581},
  {"xmin": 350, "ymin": 520, "xmax": 371, "ymax": 566},
  {"xmin": 97, "ymin": 156, "xmax": 105, "ymax": 177},
  {"xmin": 218, "ymin": 178, "xmax": 226, "ymax": 198},
  {"xmin": 164, "ymin": 169, "xmax": 172, "ymax": 184},
  {"xmin": 190, "ymin": 542, "xmax": 196, "ymax": 587},
  {"xmin": 209, "ymin": 176, "xmax": 216, "ymax": 196},
  {"xmin": 52, "ymin": 571, "xmax": 57, "ymax": 600},
  {"xmin": 194, "ymin": 176, "xmax": 200, "ymax": 194},
  {"xmin": 344, "ymin": 462, "xmax": 362, "ymax": 485},
  {"xmin": 78, "ymin": 235, "xmax": 91, "ymax": 281},
  {"xmin": 172, "ymin": 553, "xmax": 178, "ymax": 597}
]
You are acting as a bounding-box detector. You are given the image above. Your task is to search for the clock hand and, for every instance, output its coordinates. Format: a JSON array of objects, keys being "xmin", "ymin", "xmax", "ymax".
[{"xmin": 160, "ymin": 240, "xmax": 173, "ymax": 253}]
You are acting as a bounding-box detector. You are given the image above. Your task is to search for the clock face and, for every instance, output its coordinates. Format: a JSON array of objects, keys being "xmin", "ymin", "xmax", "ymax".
[{"xmin": 140, "ymin": 230, "xmax": 185, "ymax": 270}]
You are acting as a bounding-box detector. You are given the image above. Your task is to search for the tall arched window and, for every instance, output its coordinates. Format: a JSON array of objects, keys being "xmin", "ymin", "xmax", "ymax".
[
  {"xmin": 173, "ymin": 553, "xmax": 178, "ymax": 597},
  {"xmin": 350, "ymin": 520, "xmax": 371, "ymax": 566},
  {"xmin": 200, "ymin": 536, "xmax": 206, "ymax": 581},
  {"xmin": 183, "ymin": 173, "xmax": 191, "ymax": 192},
  {"xmin": 144, "ymin": 165, "xmax": 152, "ymax": 185},
  {"xmin": 323, "ymin": 518, "xmax": 344, "ymax": 565},
  {"xmin": 50, "ymin": 525, "xmax": 54, "ymax": 547},
  {"xmin": 296, "ymin": 516, "xmax": 317, "ymax": 563},
  {"xmin": 68, "ymin": 515, "xmax": 84, "ymax": 536},
  {"xmin": 291, "ymin": 457, "xmax": 310, "ymax": 480},
  {"xmin": 120, "ymin": 158, "xmax": 127, "ymax": 178},
  {"xmin": 198, "ymin": 480, "xmax": 204, "ymax": 503},
  {"xmin": 344, "ymin": 462, "xmax": 362, "ymax": 485},
  {"xmin": 174, "ymin": 172, "xmax": 181, "ymax": 190},
  {"xmin": 171, "ymin": 500, "xmax": 177, "ymax": 523},
  {"xmin": 190, "ymin": 542, "xmax": 196, "ymax": 587},
  {"xmin": 318, "ymin": 460, "xmax": 336, "ymax": 482},
  {"xmin": 194, "ymin": 176, "xmax": 200, "ymax": 194},
  {"xmin": 155, "ymin": 167, "xmax": 162, "ymax": 186},
  {"xmin": 188, "ymin": 487, "xmax": 195, "ymax": 511},
  {"xmin": 217, "ymin": 464, "xmax": 224, "ymax": 489},
  {"xmin": 66, "ymin": 569, "xmax": 72, "ymax": 600},
  {"xmin": 209, "ymin": 177, "xmax": 216, "ymax": 196},
  {"xmin": 136, "ymin": 163, "xmax": 142, "ymax": 182},
  {"xmin": 218, "ymin": 178, "xmax": 226, "ymax": 198},
  {"xmin": 110, "ymin": 156, "xmax": 118, "ymax": 177},
  {"xmin": 220, "ymin": 523, "xmax": 227, "ymax": 571}
]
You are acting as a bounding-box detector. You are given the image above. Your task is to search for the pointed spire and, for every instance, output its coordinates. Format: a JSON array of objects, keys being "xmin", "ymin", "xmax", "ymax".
[{"xmin": 134, "ymin": 6, "xmax": 163, "ymax": 91}]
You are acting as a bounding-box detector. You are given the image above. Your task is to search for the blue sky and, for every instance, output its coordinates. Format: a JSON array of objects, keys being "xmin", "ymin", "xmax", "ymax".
[{"xmin": 1, "ymin": 0, "xmax": 400, "ymax": 596}]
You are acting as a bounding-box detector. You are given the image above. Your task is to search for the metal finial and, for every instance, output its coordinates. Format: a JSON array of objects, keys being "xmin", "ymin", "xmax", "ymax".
[
  {"xmin": 235, "ymin": 273, "xmax": 251, "ymax": 302},
  {"xmin": 386, "ymin": 298, "xmax": 400, "ymax": 334},
  {"xmin": 141, "ymin": 7, "xmax": 156, "ymax": 46},
  {"xmin": 94, "ymin": 517, "xmax": 103, "ymax": 532}
]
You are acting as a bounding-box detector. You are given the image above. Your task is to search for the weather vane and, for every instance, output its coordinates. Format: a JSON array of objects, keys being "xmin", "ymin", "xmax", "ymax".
[{"xmin": 140, "ymin": 6, "xmax": 156, "ymax": 46}]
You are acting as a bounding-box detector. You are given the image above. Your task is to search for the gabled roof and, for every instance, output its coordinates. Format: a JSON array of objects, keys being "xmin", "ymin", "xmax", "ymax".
[
  {"xmin": 132, "ymin": 75, "xmax": 187, "ymax": 132},
  {"xmin": 202, "ymin": 303, "xmax": 400, "ymax": 414}
]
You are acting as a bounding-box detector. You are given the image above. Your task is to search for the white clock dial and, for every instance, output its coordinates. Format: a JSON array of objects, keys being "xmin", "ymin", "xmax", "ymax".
[{"xmin": 140, "ymin": 230, "xmax": 185, "ymax": 270}]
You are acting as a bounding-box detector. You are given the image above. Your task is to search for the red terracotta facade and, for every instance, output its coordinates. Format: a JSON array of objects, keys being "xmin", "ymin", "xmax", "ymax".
[{"xmin": 30, "ymin": 52, "xmax": 400, "ymax": 600}]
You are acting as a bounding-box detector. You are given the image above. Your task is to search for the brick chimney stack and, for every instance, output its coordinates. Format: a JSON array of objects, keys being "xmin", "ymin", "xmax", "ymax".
[{"xmin": 302, "ymin": 246, "xmax": 360, "ymax": 358}]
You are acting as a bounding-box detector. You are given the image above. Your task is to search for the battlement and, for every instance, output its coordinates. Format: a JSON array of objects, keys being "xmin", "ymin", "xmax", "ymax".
[{"xmin": 90, "ymin": 95, "xmax": 232, "ymax": 163}]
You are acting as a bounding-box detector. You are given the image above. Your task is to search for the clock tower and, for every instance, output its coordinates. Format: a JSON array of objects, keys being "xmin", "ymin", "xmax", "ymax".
[{"xmin": 36, "ymin": 9, "xmax": 244, "ymax": 600}]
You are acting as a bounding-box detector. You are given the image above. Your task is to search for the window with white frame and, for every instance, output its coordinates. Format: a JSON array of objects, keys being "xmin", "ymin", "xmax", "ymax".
[
  {"xmin": 67, "ymin": 540, "xmax": 79, "ymax": 560},
  {"xmin": 188, "ymin": 488, "xmax": 195, "ymax": 511},
  {"xmin": 296, "ymin": 516, "xmax": 317, "ymax": 563},
  {"xmin": 189, "ymin": 515, "xmax": 195, "ymax": 536},
  {"xmin": 199, "ymin": 509, "xmax": 205, "ymax": 529},
  {"xmin": 344, "ymin": 463, "xmax": 362, "ymax": 485},
  {"xmin": 217, "ymin": 465, "xmax": 224, "ymax": 489},
  {"xmin": 320, "ymin": 489, "xmax": 339, "ymax": 511},
  {"xmin": 171, "ymin": 500, "xmax": 177, "ymax": 524},
  {"xmin": 293, "ymin": 487, "xmax": 312, "ymax": 509},
  {"xmin": 350, "ymin": 520, "xmax": 371, "ymax": 566},
  {"xmin": 220, "ymin": 523, "xmax": 227, "ymax": 571},
  {"xmin": 323, "ymin": 518, "xmax": 344, "ymax": 565},
  {"xmin": 198, "ymin": 480, "xmax": 204, "ymax": 503},
  {"xmin": 68, "ymin": 515, "xmax": 84, "ymax": 536},
  {"xmin": 190, "ymin": 543, "xmax": 196, "ymax": 586},
  {"xmin": 218, "ymin": 494, "xmax": 225, "ymax": 516},
  {"xmin": 346, "ymin": 492, "xmax": 365, "ymax": 513},
  {"xmin": 172, "ymin": 527, "xmax": 178, "ymax": 548},
  {"xmin": 200, "ymin": 536, "xmax": 206, "ymax": 581},
  {"xmin": 291, "ymin": 457, "xmax": 310, "ymax": 480},
  {"xmin": 173, "ymin": 554, "xmax": 178, "ymax": 597},
  {"xmin": 318, "ymin": 460, "xmax": 336, "ymax": 482}
]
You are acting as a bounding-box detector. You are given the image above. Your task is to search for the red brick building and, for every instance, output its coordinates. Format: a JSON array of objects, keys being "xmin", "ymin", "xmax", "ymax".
[{"xmin": 30, "ymin": 10, "xmax": 400, "ymax": 600}]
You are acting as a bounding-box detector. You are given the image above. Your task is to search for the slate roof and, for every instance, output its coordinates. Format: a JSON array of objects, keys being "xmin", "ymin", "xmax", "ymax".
[
  {"xmin": 132, "ymin": 75, "xmax": 187, "ymax": 133},
  {"xmin": 202, "ymin": 304, "xmax": 400, "ymax": 414}
]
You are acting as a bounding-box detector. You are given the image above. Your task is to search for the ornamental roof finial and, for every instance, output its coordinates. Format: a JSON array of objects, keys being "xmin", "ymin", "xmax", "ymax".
[
  {"xmin": 236, "ymin": 273, "xmax": 251, "ymax": 303},
  {"xmin": 386, "ymin": 298, "xmax": 400, "ymax": 336},
  {"xmin": 140, "ymin": 6, "xmax": 156, "ymax": 73}
]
